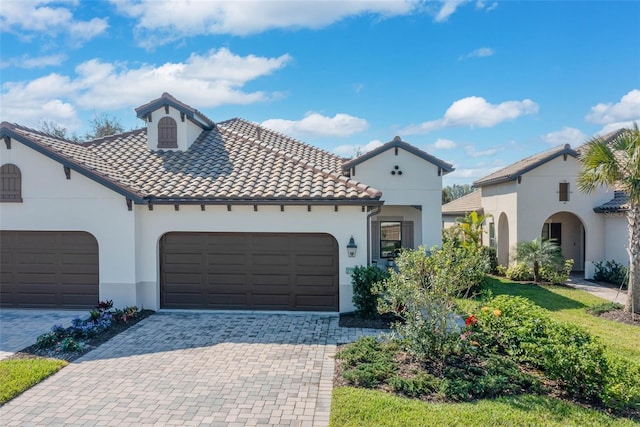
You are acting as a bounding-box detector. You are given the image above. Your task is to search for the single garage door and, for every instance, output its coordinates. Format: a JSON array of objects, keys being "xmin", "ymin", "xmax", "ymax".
[
  {"xmin": 0, "ymin": 231, "xmax": 99, "ymax": 308},
  {"xmin": 160, "ymin": 232, "xmax": 339, "ymax": 311}
]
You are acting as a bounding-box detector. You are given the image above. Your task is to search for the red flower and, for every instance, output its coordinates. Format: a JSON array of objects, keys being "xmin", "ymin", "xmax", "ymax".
[{"xmin": 465, "ymin": 315, "xmax": 477, "ymax": 326}]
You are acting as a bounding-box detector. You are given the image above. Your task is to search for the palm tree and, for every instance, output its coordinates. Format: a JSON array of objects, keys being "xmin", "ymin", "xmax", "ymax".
[
  {"xmin": 455, "ymin": 211, "xmax": 490, "ymax": 249},
  {"xmin": 577, "ymin": 123, "xmax": 640, "ymax": 314},
  {"xmin": 516, "ymin": 238, "xmax": 564, "ymax": 283}
]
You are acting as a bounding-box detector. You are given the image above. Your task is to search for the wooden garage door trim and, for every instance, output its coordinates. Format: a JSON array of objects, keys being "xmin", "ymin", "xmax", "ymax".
[
  {"xmin": 0, "ymin": 231, "xmax": 99, "ymax": 308},
  {"xmin": 160, "ymin": 232, "xmax": 339, "ymax": 311}
]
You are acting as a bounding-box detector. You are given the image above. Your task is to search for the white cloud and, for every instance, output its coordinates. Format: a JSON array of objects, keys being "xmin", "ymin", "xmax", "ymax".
[
  {"xmin": 585, "ymin": 89, "xmax": 640, "ymax": 125},
  {"xmin": 464, "ymin": 145, "xmax": 503, "ymax": 158},
  {"xmin": 0, "ymin": 53, "xmax": 66, "ymax": 69},
  {"xmin": 333, "ymin": 140, "xmax": 384, "ymax": 158},
  {"xmin": 111, "ymin": 0, "xmax": 419, "ymax": 47},
  {"xmin": 0, "ymin": 1, "xmax": 108, "ymax": 45},
  {"xmin": 0, "ymin": 48, "xmax": 290, "ymax": 129},
  {"xmin": 430, "ymin": 138, "xmax": 457, "ymax": 150},
  {"xmin": 598, "ymin": 121, "xmax": 638, "ymax": 135},
  {"xmin": 476, "ymin": 1, "xmax": 498, "ymax": 12},
  {"xmin": 459, "ymin": 47, "xmax": 495, "ymax": 60},
  {"xmin": 262, "ymin": 112, "xmax": 369, "ymax": 138},
  {"xmin": 401, "ymin": 96, "xmax": 539, "ymax": 134},
  {"xmin": 541, "ymin": 127, "xmax": 587, "ymax": 146},
  {"xmin": 434, "ymin": 0, "xmax": 470, "ymax": 22}
]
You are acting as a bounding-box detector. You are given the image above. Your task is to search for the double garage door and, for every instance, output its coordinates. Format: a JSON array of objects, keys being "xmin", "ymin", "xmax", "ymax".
[
  {"xmin": 0, "ymin": 231, "xmax": 99, "ymax": 308},
  {"xmin": 161, "ymin": 232, "xmax": 339, "ymax": 311}
]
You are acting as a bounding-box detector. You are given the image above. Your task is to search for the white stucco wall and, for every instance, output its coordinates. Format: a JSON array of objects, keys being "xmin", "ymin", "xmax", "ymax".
[
  {"xmin": 350, "ymin": 147, "xmax": 443, "ymax": 248},
  {"xmin": 480, "ymin": 182, "xmax": 518, "ymax": 265},
  {"xmin": 604, "ymin": 214, "xmax": 629, "ymax": 266},
  {"xmin": 134, "ymin": 204, "xmax": 368, "ymax": 312},
  {"xmin": 0, "ymin": 140, "xmax": 138, "ymax": 308}
]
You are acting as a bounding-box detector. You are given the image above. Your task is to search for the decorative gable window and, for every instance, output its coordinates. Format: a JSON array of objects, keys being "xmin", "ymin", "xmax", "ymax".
[
  {"xmin": 158, "ymin": 117, "xmax": 178, "ymax": 148},
  {"xmin": 559, "ymin": 182, "xmax": 570, "ymax": 202},
  {"xmin": 0, "ymin": 164, "xmax": 23, "ymax": 202}
]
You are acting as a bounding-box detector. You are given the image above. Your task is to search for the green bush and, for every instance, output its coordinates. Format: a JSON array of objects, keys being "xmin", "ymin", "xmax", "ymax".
[
  {"xmin": 539, "ymin": 259, "xmax": 574, "ymax": 285},
  {"xmin": 601, "ymin": 357, "xmax": 640, "ymax": 412},
  {"xmin": 480, "ymin": 246, "xmax": 498, "ymax": 274},
  {"xmin": 351, "ymin": 265, "xmax": 390, "ymax": 318},
  {"xmin": 389, "ymin": 371, "xmax": 439, "ymax": 397},
  {"xmin": 593, "ymin": 260, "xmax": 628, "ymax": 288},
  {"xmin": 587, "ymin": 302, "xmax": 624, "ymax": 316},
  {"xmin": 504, "ymin": 263, "xmax": 534, "ymax": 282},
  {"xmin": 59, "ymin": 337, "xmax": 83, "ymax": 352},
  {"xmin": 336, "ymin": 337, "xmax": 397, "ymax": 388},
  {"xmin": 36, "ymin": 332, "xmax": 57, "ymax": 349}
]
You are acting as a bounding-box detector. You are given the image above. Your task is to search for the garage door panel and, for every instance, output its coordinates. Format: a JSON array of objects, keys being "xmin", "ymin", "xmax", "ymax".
[
  {"xmin": 164, "ymin": 253, "xmax": 202, "ymax": 264},
  {"xmin": 161, "ymin": 232, "xmax": 338, "ymax": 310},
  {"xmin": 17, "ymin": 253, "xmax": 58, "ymax": 265}
]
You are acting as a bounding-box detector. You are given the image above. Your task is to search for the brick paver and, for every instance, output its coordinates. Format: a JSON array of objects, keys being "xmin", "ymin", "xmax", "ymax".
[{"xmin": 0, "ymin": 312, "xmax": 383, "ymax": 426}]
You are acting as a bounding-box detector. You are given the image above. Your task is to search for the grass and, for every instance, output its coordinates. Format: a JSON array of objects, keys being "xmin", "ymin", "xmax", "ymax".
[
  {"xmin": 474, "ymin": 276, "xmax": 640, "ymax": 362},
  {"xmin": 330, "ymin": 387, "xmax": 638, "ymax": 427},
  {"xmin": 0, "ymin": 357, "xmax": 68, "ymax": 404}
]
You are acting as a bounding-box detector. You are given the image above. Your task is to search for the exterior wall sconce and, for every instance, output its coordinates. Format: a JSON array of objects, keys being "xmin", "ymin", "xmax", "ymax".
[{"xmin": 347, "ymin": 236, "xmax": 357, "ymax": 258}]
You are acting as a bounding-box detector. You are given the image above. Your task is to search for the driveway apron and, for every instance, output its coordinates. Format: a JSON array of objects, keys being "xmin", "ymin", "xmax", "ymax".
[{"xmin": 1, "ymin": 312, "xmax": 381, "ymax": 427}]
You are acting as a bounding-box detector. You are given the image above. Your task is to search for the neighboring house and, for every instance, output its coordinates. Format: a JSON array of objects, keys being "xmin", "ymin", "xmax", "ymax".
[
  {"xmin": 0, "ymin": 93, "xmax": 452, "ymax": 312},
  {"xmin": 441, "ymin": 190, "xmax": 483, "ymax": 229},
  {"xmin": 443, "ymin": 131, "xmax": 629, "ymax": 278}
]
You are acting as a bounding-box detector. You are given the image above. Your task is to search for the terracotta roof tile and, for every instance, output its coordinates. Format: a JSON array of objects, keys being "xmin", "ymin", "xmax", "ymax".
[
  {"xmin": 1, "ymin": 119, "xmax": 382, "ymax": 204},
  {"xmin": 442, "ymin": 190, "xmax": 483, "ymax": 215},
  {"xmin": 594, "ymin": 191, "xmax": 629, "ymax": 213}
]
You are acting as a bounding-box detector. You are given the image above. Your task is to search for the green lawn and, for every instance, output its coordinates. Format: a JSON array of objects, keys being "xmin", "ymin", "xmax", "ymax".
[
  {"xmin": 0, "ymin": 357, "xmax": 68, "ymax": 404},
  {"xmin": 332, "ymin": 276, "xmax": 640, "ymax": 426},
  {"xmin": 330, "ymin": 387, "xmax": 638, "ymax": 427},
  {"xmin": 475, "ymin": 276, "xmax": 640, "ymax": 363}
]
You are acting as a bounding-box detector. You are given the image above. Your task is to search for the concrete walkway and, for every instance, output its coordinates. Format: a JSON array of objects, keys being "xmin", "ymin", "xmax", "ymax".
[
  {"xmin": 1, "ymin": 312, "xmax": 383, "ymax": 427},
  {"xmin": 565, "ymin": 275, "xmax": 627, "ymax": 305},
  {"xmin": 0, "ymin": 309, "xmax": 86, "ymax": 360}
]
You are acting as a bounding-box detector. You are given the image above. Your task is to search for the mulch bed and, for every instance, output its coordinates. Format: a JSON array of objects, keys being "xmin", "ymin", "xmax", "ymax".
[
  {"xmin": 597, "ymin": 309, "xmax": 640, "ymax": 327},
  {"xmin": 8, "ymin": 310, "xmax": 155, "ymax": 362},
  {"xmin": 338, "ymin": 312, "xmax": 394, "ymax": 329}
]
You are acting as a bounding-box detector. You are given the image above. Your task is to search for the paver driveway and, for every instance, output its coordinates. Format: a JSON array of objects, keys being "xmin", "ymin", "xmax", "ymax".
[{"xmin": 1, "ymin": 312, "xmax": 381, "ymax": 427}]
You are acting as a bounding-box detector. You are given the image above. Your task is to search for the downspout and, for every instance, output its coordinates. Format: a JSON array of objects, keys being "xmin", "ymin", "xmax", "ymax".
[{"xmin": 366, "ymin": 205, "xmax": 383, "ymax": 266}]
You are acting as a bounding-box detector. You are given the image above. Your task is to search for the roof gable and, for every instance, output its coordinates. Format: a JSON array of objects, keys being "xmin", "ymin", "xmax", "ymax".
[
  {"xmin": 342, "ymin": 136, "xmax": 454, "ymax": 175},
  {"xmin": 442, "ymin": 190, "xmax": 482, "ymax": 215},
  {"xmin": 135, "ymin": 92, "xmax": 215, "ymax": 130},
  {"xmin": 473, "ymin": 144, "xmax": 578, "ymax": 187}
]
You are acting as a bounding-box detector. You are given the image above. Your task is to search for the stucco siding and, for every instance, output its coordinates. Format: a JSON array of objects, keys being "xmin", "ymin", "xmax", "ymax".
[
  {"xmin": 0, "ymin": 140, "xmax": 138, "ymax": 308},
  {"xmin": 604, "ymin": 214, "xmax": 629, "ymax": 266}
]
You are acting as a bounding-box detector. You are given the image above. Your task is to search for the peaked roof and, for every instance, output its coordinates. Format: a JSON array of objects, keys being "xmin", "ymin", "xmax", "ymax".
[
  {"xmin": 134, "ymin": 92, "xmax": 215, "ymax": 130},
  {"xmin": 442, "ymin": 190, "xmax": 483, "ymax": 216},
  {"xmin": 474, "ymin": 144, "xmax": 578, "ymax": 187},
  {"xmin": 342, "ymin": 136, "xmax": 454, "ymax": 174},
  {"xmin": 0, "ymin": 118, "xmax": 382, "ymax": 205}
]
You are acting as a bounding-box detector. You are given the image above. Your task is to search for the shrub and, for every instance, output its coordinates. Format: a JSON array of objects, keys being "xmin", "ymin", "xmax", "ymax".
[
  {"xmin": 593, "ymin": 260, "xmax": 628, "ymax": 288},
  {"xmin": 59, "ymin": 337, "xmax": 83, "ymax": 352},
  {"xmin": 36, "ymin": 332, "xmax": 58, "ymax": 349},
  {"xmin": 336, "ymin": 337, "xmax": 397, "ymax": 388},
  {"xmin": 504, "ymin": 262, "xmax": 534, "ymax": 282},
  {"xmin": 351, "ymin": 265, "xmax": 390, "ymax": 319},
  {"xmin": 587, "ymin": 302, "xmax": 624, "ymax": 316},
  {"xmin": 389, "ymin": 371, "xmax": 439, "ymax": 397},
  {"xmin": 479, "ymin": 246, "xmax": 498, "ymax": 274},
  {"xmin": 539, "ymin": 258, "xmax": 574, "ymax": 285},
  {"xmin": 601, "ymin": 357, "xmax": 640, "ymax": 412}
]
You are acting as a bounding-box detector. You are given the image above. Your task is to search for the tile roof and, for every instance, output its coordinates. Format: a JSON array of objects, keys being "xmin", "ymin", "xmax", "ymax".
[
  {"xmin": 342, "ymin": 136, "xmax": 454, "ymax": 174},
  {"xmin": 442, "ymin": 190, "xmax": 483, "ymax": 215},
  {"xmin": 473, "ymin": 144, "xmax": 577, "ymax": 187},
  {"xmin": 135, "ymin": 92, "xmax": 215, "ymax": 130},
  {"xmin": 0, "ymin": 121, "xmax": 382, "ymax": 205},
  {"xmin": 594, "ymin": 191, "xmax": 629, "ymax": 213}
]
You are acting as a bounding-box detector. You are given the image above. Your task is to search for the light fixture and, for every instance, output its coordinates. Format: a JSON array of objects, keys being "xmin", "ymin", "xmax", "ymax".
[{"xmin": 346, "ymin": 236, "xmax": 357, "ymax": 258}]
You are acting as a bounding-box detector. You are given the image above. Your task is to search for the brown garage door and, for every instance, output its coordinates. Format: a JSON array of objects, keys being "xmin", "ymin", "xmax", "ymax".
[
  {"xmin": 160, "ymin": 232, "xmax": 339, "ymax": 311},
  {"xmin": 0, "ymin": 231, "xmax": 99, "ymax": 308}
]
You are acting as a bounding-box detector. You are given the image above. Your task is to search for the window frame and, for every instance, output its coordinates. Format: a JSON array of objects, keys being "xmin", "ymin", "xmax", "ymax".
[
  {"xmin": 157, "ymin": 116, "xmax": 178, "ymax": 149},
  {"xmin": 380, "ymin": 221, "xmax": 402, "ymax": 259},
  {"xmin": 559, "ymin": 182, "xmax": 570, "ymax": 202},
  {"xmin": 0, "ymin": 163, "xmax": 23, "ymax": 203}
]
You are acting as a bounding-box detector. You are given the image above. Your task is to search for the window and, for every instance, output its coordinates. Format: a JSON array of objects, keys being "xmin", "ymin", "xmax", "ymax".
[
  {"xmin": 380, "ymin": 221, "xmax": 402, "ymax": 258},
  {"xmin": 559, "ymin": 182, "xmax": 570, "ymax": 202},
  {"xmin": 0, "ymin": 164, "xmax": 22, "ymax": 202},
  {"xmin": 542, "ymin": 222, "xmax": 562, "ymax": 246},
  {"xmin": 489, "ymin": 222, "xmax": 496, "ymax": 248},
  {"xmin": 158, "ymin": 116, "xmax": 178, "ymax": 148}
]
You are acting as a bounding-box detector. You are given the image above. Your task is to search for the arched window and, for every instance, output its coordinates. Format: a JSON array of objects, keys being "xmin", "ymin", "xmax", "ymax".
[
  {"xmin": 0, "ymin": 164, "xmax": 22, "ymax": 202},
  {"xmin": 158, "ymin": 117, "xmax": 178, "ymax": 148}
]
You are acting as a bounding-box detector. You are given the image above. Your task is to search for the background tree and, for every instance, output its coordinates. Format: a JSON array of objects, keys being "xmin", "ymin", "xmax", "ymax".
[
  {"xmin": 85, "ymin": 113, "xmax": 124, "ymax": 140},
  {"xmin": 515, "ymin": 238, "xmax": 564, "ymax": 283},
  {"xmin": 38, "ymin": 121, "xmax": 79, "ymax": 141},
  {"xmin": 577, "ymin": 124, "xmax": 640, "ymax": 314},
  {"xmin": 442, "ymin": 183, "xmax": 474, "ymax": 204}
]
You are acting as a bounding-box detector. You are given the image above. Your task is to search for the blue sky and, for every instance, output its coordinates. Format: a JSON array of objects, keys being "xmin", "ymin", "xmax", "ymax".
[{"xmin": 1, "ymin": 1, "xmax": 639, "ymax": 186}]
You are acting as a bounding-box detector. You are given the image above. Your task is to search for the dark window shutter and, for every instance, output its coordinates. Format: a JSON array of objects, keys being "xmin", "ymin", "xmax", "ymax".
[
  {"xmin": 158, "ymin": 117, "xmax": 178, "ymax": 148},
  {"xmin": 401, "ymin": 221, "xmax": 414, "ymax": 249},
  {"xmin": 0, "ymin": 164, "xmax": 22, "ymax": 202},
  {"xmin": 559, "ymin": 182, "xmax": 569, "ymax": 201},
  {"xmin": 371, "ymin": 221, "xmax": 380, "ymax": 260}
]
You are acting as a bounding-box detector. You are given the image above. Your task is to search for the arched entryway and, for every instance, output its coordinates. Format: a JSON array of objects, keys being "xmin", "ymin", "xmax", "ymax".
[
  {"xmin": 497, "ymin": 213, "xmax": 510, "ymax": 266},
  {"xmin": 540, "ymin": 212, "xmax": 585, "ymax": 272}
]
